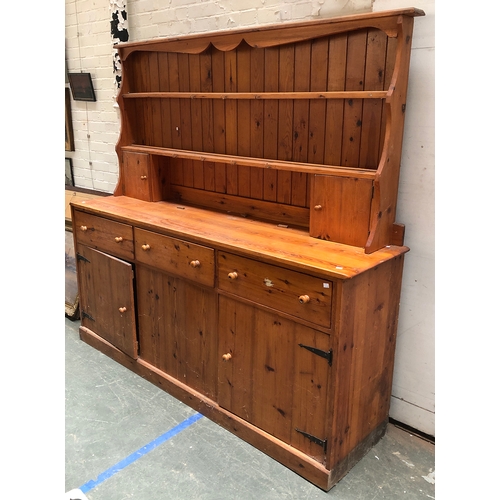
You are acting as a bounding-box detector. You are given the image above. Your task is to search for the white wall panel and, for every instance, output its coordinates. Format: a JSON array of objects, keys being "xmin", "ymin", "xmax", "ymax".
[{"xmin": 374, "ymin": 0, "xmax": 435, "ymax": 435}]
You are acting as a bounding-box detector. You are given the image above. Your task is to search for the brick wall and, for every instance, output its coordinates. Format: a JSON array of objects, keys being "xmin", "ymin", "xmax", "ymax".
[{"xmin": 65, "ymin": 0, "xmax": 122, "ymax": 192}]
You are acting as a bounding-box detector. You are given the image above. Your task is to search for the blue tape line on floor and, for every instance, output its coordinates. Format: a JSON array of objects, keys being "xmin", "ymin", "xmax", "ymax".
[{"xmin": 79, "ymin": 412, "xmax": 204, "ymax": 494}]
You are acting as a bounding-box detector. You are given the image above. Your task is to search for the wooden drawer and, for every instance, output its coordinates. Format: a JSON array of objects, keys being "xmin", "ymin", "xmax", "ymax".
[
  {"xmin": 73, "ymin": 210, "xmax": 134, "ymax": 260},
  {"xmin": 218, "ymin": 252, "xmax": 333, "ymax": 328},
  {"xmin": 135, "ymin": 228, "xmax": 215, "ymax": 287}
]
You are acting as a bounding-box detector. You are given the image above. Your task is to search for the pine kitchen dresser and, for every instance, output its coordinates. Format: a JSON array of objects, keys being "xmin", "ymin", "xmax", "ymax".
[{"xmin": 71, "ymin": 7, "xmax": 425, "ymax": 490}]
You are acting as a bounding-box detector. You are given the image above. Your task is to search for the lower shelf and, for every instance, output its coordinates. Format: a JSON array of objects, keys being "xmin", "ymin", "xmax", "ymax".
[{"xmin": 79, "ymin": 325, "xmax": 387, "ymax": 491}]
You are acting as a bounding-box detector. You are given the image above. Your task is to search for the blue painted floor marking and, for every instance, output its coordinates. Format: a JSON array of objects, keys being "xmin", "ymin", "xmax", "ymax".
[{"xmin": 79, "ymin": 412, "xmax": 204, "ymax": 494}]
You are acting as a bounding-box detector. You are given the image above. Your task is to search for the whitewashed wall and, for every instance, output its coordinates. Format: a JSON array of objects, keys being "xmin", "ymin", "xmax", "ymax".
[
  {"xmin": 373, "ymin": 0, "xmax": 435, "ymax": 436},
  {"xmin": 65, "ymin": 0, "xmax": 435, "ymax": 436}
]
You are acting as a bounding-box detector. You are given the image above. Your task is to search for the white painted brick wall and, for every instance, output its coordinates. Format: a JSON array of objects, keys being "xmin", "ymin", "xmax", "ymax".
[{"xmin": 66, "ymin": 0, "xmax": 122, "ymax": 191}]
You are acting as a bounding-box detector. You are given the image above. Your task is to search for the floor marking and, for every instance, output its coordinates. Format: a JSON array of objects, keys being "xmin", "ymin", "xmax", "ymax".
[{"xmin": 79, "ymin": 412, "xmax": 204, "ymax": 494}]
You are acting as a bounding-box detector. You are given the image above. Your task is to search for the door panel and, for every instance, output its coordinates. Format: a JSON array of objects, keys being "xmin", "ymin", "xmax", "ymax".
[
  {"xmin": 310, "ymin": 174, "xmax": 372, "ymax": 247},
  {"xmin": 136, "ymin": 265, "xmax": 218, "ymax": 400},
  {"xmin": 77, "ymin": 245, "xmax": 138, "ymax": 359},
  {"xmin": 123, "ymin": 151, "xmax": 151, "ymax": 201},
  {"xmin": 218, "ymin": 295, "xmax": 330, "ymax": 463}
]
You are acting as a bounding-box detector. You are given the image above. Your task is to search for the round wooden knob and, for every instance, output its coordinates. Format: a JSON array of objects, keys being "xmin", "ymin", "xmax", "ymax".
[
  {"xmin": 142, "ymin": 244, "xmax": 151, "ymax": 251},
  {"xmin": 222, "ymin": 353, "xmax": 232, "ymax": 361},
  {"xmin": 140, "ymin": 175, "xmax": 147, "ymax": 180},
  {"xmin": 189, "ymin": 260, "xmax": 201, "ymax": 268},
  {"xmin": 228, "ymin": 272, "xmax": 238, "ymax": 280},
  {"xmin": 299, "ymin": 295, "xmax": 310, "ymax": 304},
  {"xmin": 118, "ymin": 306, "xmax": 127, "ymax": 313},
  {"xmin": 80, "ymin": 225, "xmax": 88, "ymax": 231},
  {"xmin": 314, "ymin": 205, "xmax": 322, "ymax": 211},
  {"xmin": 115, "ymin": 236, "xmax": 123, "ymax": 243}
]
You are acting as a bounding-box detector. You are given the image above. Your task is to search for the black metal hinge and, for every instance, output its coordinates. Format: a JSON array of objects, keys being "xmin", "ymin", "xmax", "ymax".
[
  {"xmin": 76, "ymin": 253, "xmax": 90, "ymax": 263},
  {"xmin": 295, "ymin": 428, "xmax": 327, "ymax": 453},
  {"xmin": 298, "ymin": 344, "xmax": 332, "ymax": 365},
  {"xmin": 81, "ymin": 311, "xmax": 95, "ymax": 321}
]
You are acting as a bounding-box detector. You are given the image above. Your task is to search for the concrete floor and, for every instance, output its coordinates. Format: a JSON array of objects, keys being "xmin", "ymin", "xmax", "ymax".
[{"xmin": 65, "ymin": 317, "xmax": 435, "ymax": 500}]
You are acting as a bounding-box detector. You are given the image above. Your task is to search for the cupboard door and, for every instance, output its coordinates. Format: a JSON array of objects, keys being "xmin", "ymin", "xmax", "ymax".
[
  {"xmin": 136, "ymin": 265, "xmax": 218, "ymax": 400},
  {"xmin": 77, "ymin": 245, "xmax": 138, "ymax": 359},
  {"xmin": 218, "ymin": 296, "xmax": 330, "ymax": 463},
  {"xmin": 122, "ymin": 151, "xmax": 163, "ymax": 201},
  {"xmin": 309, "ymin": 174, "xmax": 373, "ymax": 247}
]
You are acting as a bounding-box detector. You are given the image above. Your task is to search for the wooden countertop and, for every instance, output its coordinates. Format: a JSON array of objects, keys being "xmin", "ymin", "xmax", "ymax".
[{"xmin": 71, "ymin": 195, "xmax": 408, "ymax": 280}]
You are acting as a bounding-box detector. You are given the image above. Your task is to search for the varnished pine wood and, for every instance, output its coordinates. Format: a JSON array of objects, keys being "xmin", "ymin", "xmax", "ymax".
[
  {"xmin": 73, "ymin": 210, "xmax": 134, "ymax": 260},
  {"xmin": 117, "ymin": 19, "xmax": 416, "ymax": 251},
  {"xmin": 134, "ymin": 227, "xmax": 215, "ymax": 287},
  {"xmin": 263, "ymin": 47, "xmax": 279, "ymax": 202},
  {"xmin": 122, "ymin": 90, "xmax": 388, "ymax": 100},
  {"xmin": 218, "ymin": 252, "xmax": 333, "ymax": 328},
  {"xmin": 250, "ymin": 48, "xmax": 265, "ymax": 200},
  {"xmin": 365, "ymin": 15, "xmax": 415, "ymax": 253},
  {"xmin": 359, "ymin": 28, "xmax": 387, "ymax": 168},
  {"xmin": 170, "ymin": 184, "xmax": 310, "ymax": 227},
  {"xmin": 77, "ymin": 245, "xmax": 138, "ymax": 359},
  {"xmin": 327, "ymin": 255, "xmax": 404, "ymax": 470},
  {"xmin": 122, "ymin": 151, "xmax": 164, "ymax": 202},
  {"xmin": 309, "ymin": 175, "xmax": 373, "ymax": 246},
  {"xmin": 218, "ymin": 296, "xmax": 330, "ymax": 463},
  {"xmin": 78, "ymin": 325, "xmax": 336, "ymax": 490},
  {"xmin": 72, "ymin": 196, "xmax": 408, "ymax": 280},
  {"xmin": 136, "ymin": 265, "xmax": 218, "ymax": 399},
  {"xmin": 121, "ymin": 145, "xmax": 379, "ymax": 179},
  {"xmin": 74, "ymin": 9, "xmax": 423, "ymax": 491},
  {"xmin": 65, "ymin": 188, "xmax": 107, "ymax": 223}
]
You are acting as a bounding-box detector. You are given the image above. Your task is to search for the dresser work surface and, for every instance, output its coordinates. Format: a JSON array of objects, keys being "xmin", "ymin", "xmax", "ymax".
[
  {"xmin": 73, "ymin": 195, "xmax": 407, "ymax": 279},
  {"xmin": 71, "ymin": 8, "xmax": 424, "ymax": 490}
]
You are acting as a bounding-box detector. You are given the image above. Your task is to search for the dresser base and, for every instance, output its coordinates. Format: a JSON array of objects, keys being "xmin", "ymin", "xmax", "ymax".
[{"xmin": 80, "ymin": 325, "xmax": 388, "ymax": 491}]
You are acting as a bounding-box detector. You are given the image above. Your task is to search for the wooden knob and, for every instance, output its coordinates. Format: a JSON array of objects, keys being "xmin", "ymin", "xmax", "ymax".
[
  {"xmin": 118, "ymin": 306, "xmax": 127, "ymax": 313},
  {"xmin": 142, "ymin": 244, "xmax": 151, "ymax": 251},
  {"xmin": 228, "ymin": 272, "xmax": 238, "ymax": 280},
  {"xmin": 299, "ymin": 295, "xmax": 310, "ymax": 304},
  {"xmin": 140, "ymin": 175, "xmax": 147, "ymax": 180},
  {"xmin": 222, "ymin": 353, "xmax": 232, "ymax": 361},
  {"xmin": 115, "ymin": 236, "xmax": 123, "ymax": 243},
  {"xmin": 314, "ymin": 205, "xmax": 322, "ymax": 211},
  {"xmin": 189, "ymin": 260, "xmax": 201, "ymax": 268},
  {"xmin": 80, "ymin": 225, "xmax": 88, "ymax": 231}
]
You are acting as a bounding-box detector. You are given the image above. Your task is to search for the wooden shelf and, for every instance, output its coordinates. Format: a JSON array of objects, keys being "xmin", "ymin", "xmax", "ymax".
[
  {"xmin": 121, "ymin": 145, "xmax": 379, "ymax": 179},
  {"xmin": 122, "ymin": 90, "xmax": 388, "ymax": 100}
]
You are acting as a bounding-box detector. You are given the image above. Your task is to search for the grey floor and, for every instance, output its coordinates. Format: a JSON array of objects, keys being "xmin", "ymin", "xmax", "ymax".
[{"xmin": 65, "ymin": 317, "xmax": 435, "ymax": 500}]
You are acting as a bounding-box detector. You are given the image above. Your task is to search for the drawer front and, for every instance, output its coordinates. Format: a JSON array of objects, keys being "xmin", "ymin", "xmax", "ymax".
[
  {"xmin": 74, "ymin": 211, "xmax": 134, "ymax": 260},
  {"xmin": 218, "ymin": 252, "xmax": 333, "ymax": 328},
  {"xmin": 135, "ymin": 228, "xmax": 215, "ymax": 287}
]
